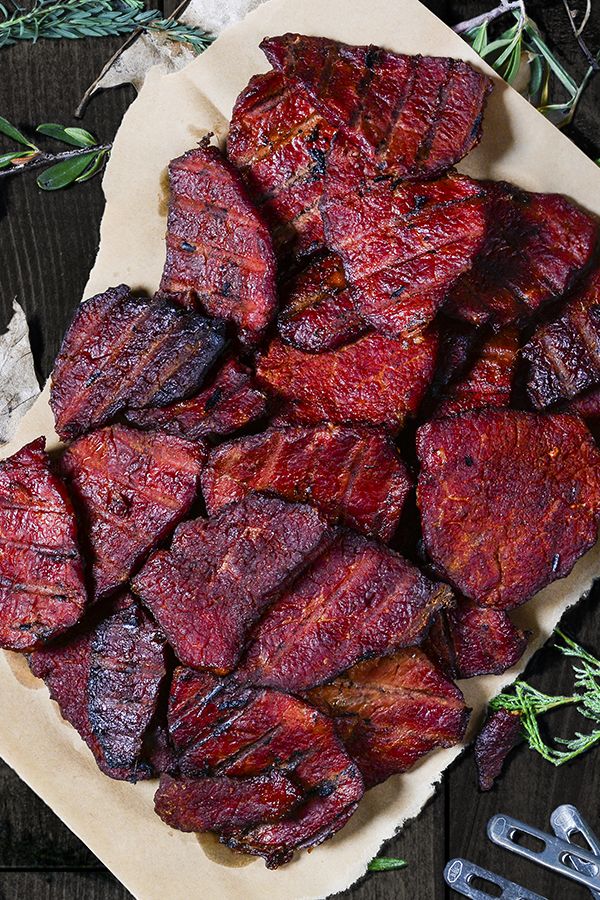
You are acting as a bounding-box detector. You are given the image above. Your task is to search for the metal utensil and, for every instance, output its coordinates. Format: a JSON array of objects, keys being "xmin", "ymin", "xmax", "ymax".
[
  {"xmin": 444, "ymin": 858, "xmax": 547, "ymax": 900},
  {"xmin": 551, "ymin": 804, "xmax": 600, "ymax": 900}
]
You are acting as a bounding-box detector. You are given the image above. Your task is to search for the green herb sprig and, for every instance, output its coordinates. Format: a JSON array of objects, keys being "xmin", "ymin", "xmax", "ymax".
[
  {"xmin": 0, "ymin": 116, "xmax": 111, "ymax": 189},
  {"xmin": 491, "ymin": 630, "xmax": 600, "ymax": 766},
  {"xmin": 367, "ymin": 857, "xmax": 407, "ymax": 872},
  {"xmin": 0, "ymin": 0, "xmax": 213, "ymax": 53}
]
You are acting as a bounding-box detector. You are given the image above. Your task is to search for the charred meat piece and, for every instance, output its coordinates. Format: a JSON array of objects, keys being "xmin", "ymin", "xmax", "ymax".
[
  {"xmin": 124, "ymin": 359, "xmax": 267, "ymax": 442},
  {"xmin": 133, "ymin": 494, "xmax": 332, "ymax": 673},
  {"xmin": 62, "ymin": 425, "xmax": 204, "ymax": 600},
  {"xmin": 50, "ymin": 285, "xmax": 226, "ymax": 442},
  {"xmin": 154, "ymin": 773, "xmax": 303, "ymax": 832},
  {"xmin": 88, "ymin": 594, "xmax": 167, "ymax": 772},
  {"xmin": 417, "ymin": 409, "xmax": 600, "ymax": 609},
  {"xmin": 227, "ymin": 70, "xmax": 337, "ymax": 258},
  {"xmin": 0, "ymin": 438, "xmax": 87, "ymax": 652},
  {"xmin": 523, "ymin": 268, "xmax": 600, "ymax": 409},
  {"xmin": 159, "ymin": 143, "xmax": 277, "ymax": 347},
  {"xmin": 435, "ymin": 327, "xmax": 519, "ymax": 417},
  {"xmin": 569, "ymin": 385, "xmax": 600, "ymax": 421},
  {"xmin": 307, "ymin": 648, "xmax": 469, "ymax": 787},
  {"xmin": 166, "ymin": 669, "xmax": 364, "ymax": 867},
  {"xmin": 262, "ymin": 34, "xmax": 492, "ymax": 179},
  {"xmin": 475, "ymin": 708, "xmax": 523, "ymax": 791},
  {"xmin": 322, "ymin": 140, "xmax": 488, "ymax": 336},
  {"xmin": 424, "ymin": 599, "xmax": 528, "ymax": 679},
  {"xmin": 240, "ymin": 532, "xmax": 453, "ymax": 692},
  {"xmin": 256, "ymin": 330, "xmax": 438, "ymax": 433},
  {"xmin": 201, "ymin": 424, "xmax": 411, "ymax": 541},
  {"xmin": 447, "ymin": 183, "xmax": 598, "ymax": 328},
  {"xmin": 277, "ymin": 252, "xmax": 366, "ymax": 352}
]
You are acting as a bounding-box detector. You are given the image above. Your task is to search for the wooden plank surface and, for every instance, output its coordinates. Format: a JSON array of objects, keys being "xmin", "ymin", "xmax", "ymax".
[{"xmin": 0, "ymin": 2, "xmax": 599, "ymax": 899}]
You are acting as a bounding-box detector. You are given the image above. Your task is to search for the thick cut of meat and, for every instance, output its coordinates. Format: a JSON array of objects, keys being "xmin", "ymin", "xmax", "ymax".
[
  {"xmin": 307, "ymin": 648, "xmax": 469, "ymax": 787},
  {"xmin": 50, "ymin": 285, "xmax": 226, "ymax": 442},
  {"xmin": 88, "ymin": 594, "xmax": 167, "ymax": 772},
  {"xmin": 424, "ymin": 599, "xmax": 528, "ymax": 679},
  {"xmin": 201, "ymin": 424, "xmax": 411, "ymax": 541},
  {"xmin": 154, "ymin": 773, "xmax": 303, "ymax": 832},
  {"xmin": 124, "ymin": 359, "xmax": 267, "ymax": 441},
  {"xmin": 435, "ymin": 327, "xmax": 519, "ymax": 417},
  {"xmin": 523, "ymin": 268, "xmax": 600, "ymax": 409},
  {"xmin": 0, "ymin": 438, "xmax": 86, "ymax": 651},
  {"xmin": 158, "ymin": 143, "xmax": 277, "ymax": 347},
  {"xmin": 256, "ymin": 330, "xmax": 438, "ymax": 433},
  {"xmin": 569, "ymin": 386, "xmax": 600, "ymax": 421},
  {"xmin": 417, "ymin": 410, "xmax": 600, "ymax": 609},
  {"xmin": 446, "ymin": 183, "xmax": 598, "ymax": 328},
  {"xmin": 227, "ymin": 70, "xmax": 337, "ymax": 258},
  {"xmin": 475, "ymin": 708, "xmax": 523, "ymax": 791},
  {"xmin": 322, "ymin": 140, "xmax": 488, "ymax": 336},
  {"xmin": 133, "ymin": 494, "xmax": 332, "ymax": 673},
  {"xmin": 62, "ymin": 425, "xmax": 204, "ymax": 600},
  {"xmin": 277, "ymin": 252, "xmax": 366, "ymax": 352},
  {"xmin": 262, "ymin": 35, "xmax": 492, "ymax": 179},
  {"xmin": 166, "ymin": 669, "xmax": 364, "ymax": 867},
  {"xmin": 240, "ymin": 532, "xmax": 453, "ymax": 692}
]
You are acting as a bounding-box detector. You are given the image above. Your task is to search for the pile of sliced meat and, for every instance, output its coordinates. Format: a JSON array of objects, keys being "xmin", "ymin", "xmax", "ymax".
[{"xmin": 2, "ymin": 33, "xmax": 600, "ymax": 867}]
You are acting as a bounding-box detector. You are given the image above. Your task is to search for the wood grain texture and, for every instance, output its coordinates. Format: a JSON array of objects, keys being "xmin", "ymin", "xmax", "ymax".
[{"xmin": 0, "ymin": 2, "xmax": 599, "ymax": 899}]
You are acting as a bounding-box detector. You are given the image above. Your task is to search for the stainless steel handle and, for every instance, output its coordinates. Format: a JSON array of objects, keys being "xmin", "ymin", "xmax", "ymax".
[
  {"xmin": 444, "ymin": 858, "xmax": 547, "ymax": 900},
  {"xmin": 551, "ymin": 804, "xmax": 600, "ymax": 900}
]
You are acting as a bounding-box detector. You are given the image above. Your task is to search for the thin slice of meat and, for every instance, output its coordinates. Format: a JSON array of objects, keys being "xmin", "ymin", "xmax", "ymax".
[
  {"xmin": 424, "ymin": 598, "xmax": 528, "ymax": 679},
  {"xmin": 523, "ymin": 268, "xmax": 600, "ymax": 409},
  {"xmin": 61, "ymin": 425, "xmax": 204, "ymax": 600},
  {"xmin": 124, "ymin": 359, "xmax": 267, "ymax": 441},
  {"xmin": 227, "ymin": 70, "xmax": 337, "ymax": 258},
  {"xmin": 417, "ymin": 409, "xmax": 600, "ymax": 609},
  {"xmin": 28, "ymin": 597, "xmax": 154, "ymax": 781},
  {"xmin": 201, "ymin": 424, "xmax": 411, "ymax": 541},
  {"xmin": 322, "ymin": 139, "xmax": 489, "ymax": 337},
  {"xmin": 88, "ymin": 594, "xmax": 167, "ymax": 772},
  {"xmin": 446, "ymin": 183, "xmax": 598, "ymax": 328},
  {"xmin": 133, "ymin": 494, "xmax": 333, "ymax": 673},
  {"xmin": 0, "ymin": 438, "xmax": 87, "ymax": 652},
  {"xmin": 569, "ymin": 385, "xmax": 600, "ymax": 421},
  {"xmin": 50, "ymin": 285, "xmax": 226, "ymax": 442},
  {"xmin": 154, "ymin": 773, "xmax": 303, "ymax": 832},
  {"xmin": 475, "ymin": 708, "xmax": 523, "ymax": 791},
  {"xmin": 256, "ymin": 330, "xmax": 438, "ymax": 434},
  {"xmin": 434, "ymin": 327, "xmax": 519, "ymax": 417},
  {"xmin": 277, "ymin": 252, "xmax": 366, "ymax": 351},
  {"xmin": 307, "ymin": 648, "xmax": 469, "ymax": 787},
  {"xmin": 262, "ymin": 35, "xmax": 492, "ymax": 179},
  {"xmin": 239, "ymin": 532, "xmax": 453, "ymax": 692},
  {"xmin": 166, "ymin": 669, "xmax": 364, "ymax": 867},
  {"xmin": 158, "ymin": 142, "xmax": 277, "ymax": 347}
]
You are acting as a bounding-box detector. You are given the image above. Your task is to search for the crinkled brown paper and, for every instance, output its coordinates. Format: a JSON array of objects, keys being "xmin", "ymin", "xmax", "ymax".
[{"xmin": 3, "ymin": 1, "xmax": 600, "ymax": 897}]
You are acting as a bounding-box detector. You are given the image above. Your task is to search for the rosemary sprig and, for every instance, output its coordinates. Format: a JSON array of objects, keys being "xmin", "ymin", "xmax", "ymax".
[
  {"xmin": 491, "ymin": 630, "xmax": 600, "ymax": 766},
  {"xmin": 0, "ymin": 0, "xmax": 213, "ymax": 53},
  {"xmin": 367, "ymin": 857, "xmax": 407, "ymax": 872}
]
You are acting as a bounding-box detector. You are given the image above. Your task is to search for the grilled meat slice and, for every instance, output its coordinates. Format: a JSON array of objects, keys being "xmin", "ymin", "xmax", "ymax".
[
  {"xmin": 201, "ymin": 424, "xmax": 411, "ymax": 541},
  {"xmin": 133, "ymin": 494, "xmax": 332, "ymax": 673},
  {"xmin": 62, "ymin": 425, "xmax": 204, "ymax": 600},
  {"xmin": 262, "ymin": 34, "xmax": 492, "ymax": 179},
  {"xmin": 227, "ymin": 70, "xmax": 337, "ymax": 258},
  {"xmin": 239, "ymin": 532, "xmax": 453, "ymax": 692},
  {"xmin": 124, "ymin": 359, "xmax": 267, "ymax": 441},
  {"xmin": 475, "ymin": 708, "xmax": 523, "ymax": 791},
  {"xmin": 446, "ymin": 182, "xmax": 598, "ymax": 328},
  {"xmin": 50, "ymin": 285, "xmax": 226, "ymax": 442},
  {"xmin": 159, "ymin": 143, "xmax": 277, "ymax": 347},
  {"xmin": 569, "ymin": 386, "xmax": 600, "ymax": 421},
  {"xmin": 307, "ymin": 648, "xmax": 469, "ymax": 787},
  {"xmin": 322, "ymin": 139, "xmax": 488, "ymax": 336},
  {"xmin": 523, "ymin": 268, "xmax": 600, "ymax": 408},
  {"xmin": 417, "ymin": 409, "xmax": 600, "ymax": 609},
  {"xmin": 256, "ymin": 330, "xmax": 438, "ymax": 434},
  {"xmin": 0, "ymin": 438, "xmax": 87, "ymax": 651}
]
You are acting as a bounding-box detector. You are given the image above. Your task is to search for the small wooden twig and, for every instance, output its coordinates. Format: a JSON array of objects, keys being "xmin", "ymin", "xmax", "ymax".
[
  {"xmin": 453, "ymin": 0, "xmax": 524, "ymax": 34},
  {"xmin": 0, "ymin": 143, "xmax": 112, "ymax": 179},
  {"xmin": 560, "ymin": 0, "xmax": 600, "ymax": 70}
]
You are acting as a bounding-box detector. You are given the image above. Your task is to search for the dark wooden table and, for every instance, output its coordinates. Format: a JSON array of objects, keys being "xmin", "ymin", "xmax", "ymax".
[{"xmin": 1, "ymin": 2, "xmax": 599, "ymax": 898}]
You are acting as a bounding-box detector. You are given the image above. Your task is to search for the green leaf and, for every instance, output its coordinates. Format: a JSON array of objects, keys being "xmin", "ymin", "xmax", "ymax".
[
  {"xmin": 0, "ymin": 114, "xmax": 37, "ymax": 149},
  {"xmin": 36, "ymin": 151, "xmax": 98, "ymax": 191},
  {"xmin": 75, "ymin": 149, "xmax": 108, "ymax": 183},
  {"xmin": 471, "ymin": 21, "xmax": 488, "ymax": 56},
  {"xmin": 0, "ymin": 150, "xmax": 30, "ymax": 169},
  {"xmin": 368, "ymin": 858, "xmax": 407, "ymax": 872},
  {"xmin": 36, "ymin": 123, "xmax": 97, "ymax": 147}
]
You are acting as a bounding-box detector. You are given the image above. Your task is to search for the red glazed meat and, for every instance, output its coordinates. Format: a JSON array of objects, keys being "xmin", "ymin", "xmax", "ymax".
[{"xmin": 475, "ymin": 708, "xmax": 523, "ymax": 791}]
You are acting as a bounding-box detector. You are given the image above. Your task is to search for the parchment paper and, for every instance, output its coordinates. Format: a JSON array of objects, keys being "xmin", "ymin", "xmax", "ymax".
[{"xmin": 3, "ymin": 1, "xmax": 600, "ymax": 898}]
